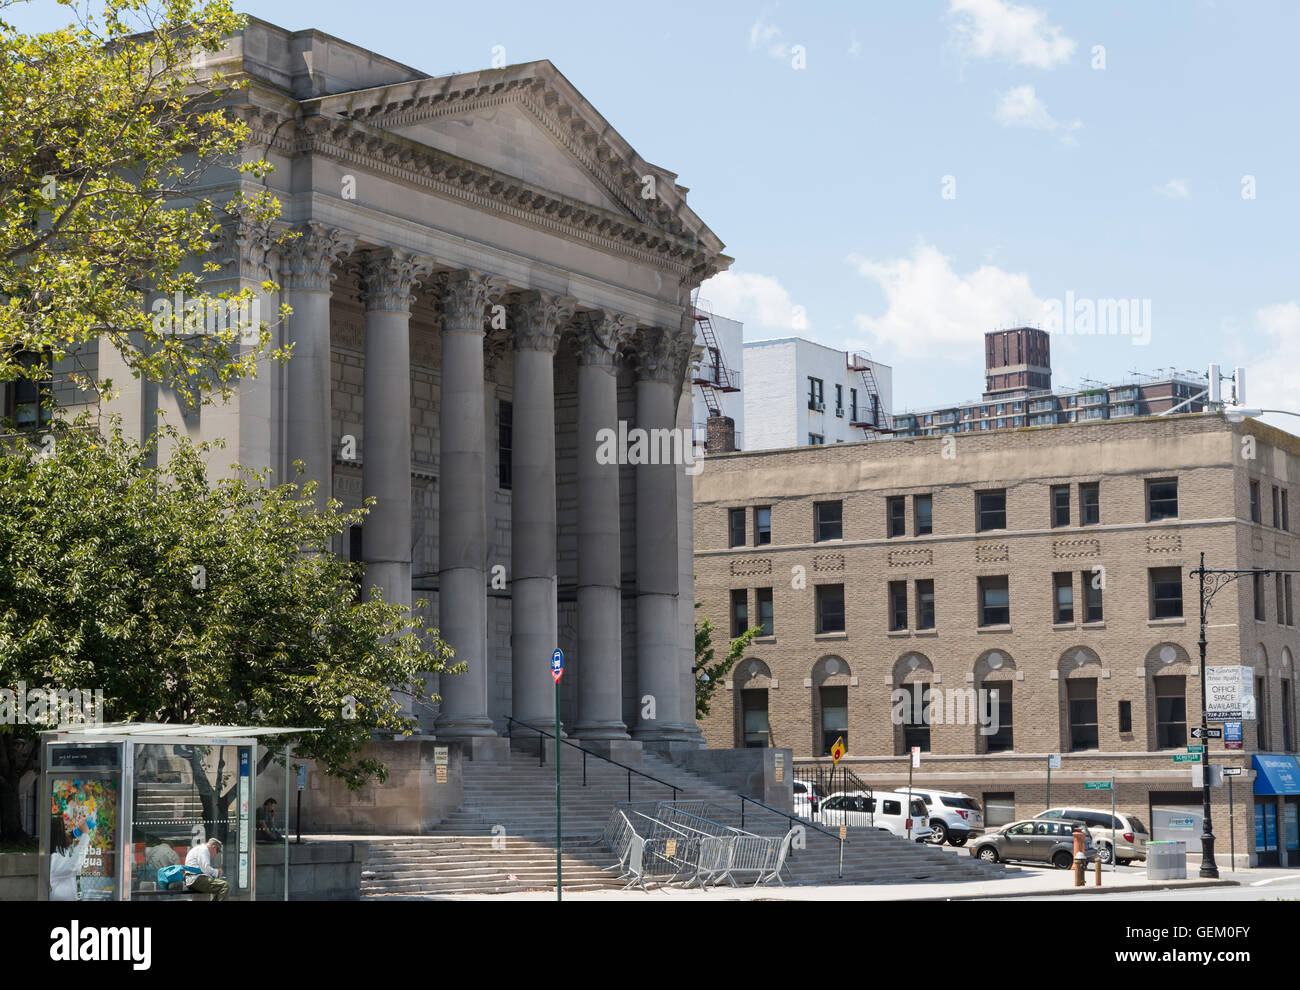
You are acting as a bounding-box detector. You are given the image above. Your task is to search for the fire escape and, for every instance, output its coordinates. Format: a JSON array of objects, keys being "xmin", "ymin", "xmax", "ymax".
[
  {"xmin": 692, "ymin": 301, "xmax": 741, "ymax": 424},
  {"xmin": 847, "ymin": 351, "xmax": 893, "ymax": 436}
]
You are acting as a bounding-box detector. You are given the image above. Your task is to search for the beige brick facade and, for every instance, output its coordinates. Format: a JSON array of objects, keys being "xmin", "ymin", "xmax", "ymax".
[{"xmin": 693, "ymin": 413, "xmax": 1300, "ymax": 866}]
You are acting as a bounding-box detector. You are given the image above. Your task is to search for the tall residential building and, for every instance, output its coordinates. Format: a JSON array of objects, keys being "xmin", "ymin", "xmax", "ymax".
[
  {"xmin": 694, "ymin": 411, "xmax": 1300, "ymax": 868},
  {"xmin": 742, "ymin": 337, "xmax": 892, "ymax": 450}
]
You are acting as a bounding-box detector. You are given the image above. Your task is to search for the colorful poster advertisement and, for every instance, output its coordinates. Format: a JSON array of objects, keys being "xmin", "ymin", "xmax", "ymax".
[{"xmin": 48, "ymin": 777, "xmax": 118, "ymax": 901}]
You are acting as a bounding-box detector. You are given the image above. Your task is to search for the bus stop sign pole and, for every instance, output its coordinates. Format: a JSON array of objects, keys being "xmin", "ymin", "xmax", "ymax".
[{"xmin": 552, "ymin": 649, "xmax": 564, "ymax": 903}]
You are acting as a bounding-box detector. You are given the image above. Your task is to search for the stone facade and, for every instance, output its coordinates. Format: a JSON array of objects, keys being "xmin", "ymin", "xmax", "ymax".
[{"xmin": 693, "ymin": 412, "xmax": 1300, "ymax": 865}]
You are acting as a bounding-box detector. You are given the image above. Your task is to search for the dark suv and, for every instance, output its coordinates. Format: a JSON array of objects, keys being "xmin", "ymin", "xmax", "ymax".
[{"xmin": 969, "ymin": 818, "xmax": 1095, "ymax": 868}]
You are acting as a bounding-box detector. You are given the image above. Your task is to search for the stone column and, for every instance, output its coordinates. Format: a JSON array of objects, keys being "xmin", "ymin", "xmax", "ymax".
[
  {"xmin": 572, "ymin": 311, "xmax": 637, "ymax": 742},
  {"xmin": 434, "ymin": 269, "xmax": 508, "ymax": 751},
  {"xmin": 358, "ymin": 249, "xmax": 430, "ymax": 633},
  {"xmin": 508, "ymin": 291, "xmax": 576, "ymax": 729},
  {"xmin": 631, "ymin": 327, "xmax": 696, "ymax": 746},
  {"xmin": 283, "ymin": 223, "xmax": 355, "ymax": 509}
]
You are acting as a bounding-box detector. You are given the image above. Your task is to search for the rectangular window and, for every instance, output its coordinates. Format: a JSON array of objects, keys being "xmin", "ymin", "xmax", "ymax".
[
  {"xmin": 915, "ymin": 495, "xmax": 933, "ymax": 536},
  {"xmin": 1285, "ymin": 490, "xmax": 1291, "ymax": 532},
  {"xmin": 977, "ymin": 490, "xmax": 1007, "ymax": 532},
  {"xmin": 1051, "ymin": 485, "xmax": 1071, "ymax": 527},
  {"xmin": 1118, "ymin": 700, "xmax": 1132, "ymax": 734},
  {"xmin": 1255, "ymin": 571, "xmax": 1266, "ymax": 622},
  {"xmin": 834, "ymin": 383, "xmax": 843, "ymax": 414},
  {"xmin": 1053, "ymin": 572, "xmax": 1074, "ymax": 624},
  {"xmin": 1287, "ymin": 574, "xmax": 1295, "ymax": 626},
  {"xmin": 807, "ymin": 377, "xmax": 824, "ymax": 409},
  {"xmin": 984, "ymin": 682, "xmax": 1013, "ymax": 752},
  {"xmin": 1154, "ymin": 676, "xmax": 1187, "ymax": 749},
  {"xmin": 887, "ymin": 496, "xmax": 906, "ymax": 538},
  {"xmin": 1080, "ymin": 483, "xmax": 1100, "ymax": 526},
  {"xmin": 730, "ymin": 588, "xmax": 748, "ymax": 638},
  {"xmin": 901, "ymin": 683, "xmax": 930, "ymax": 753},
  {"xmin": 808, "ymin": 433, "xmax": 824, "ymax": 446},
  {"xmin": 1068, "ymin": 679, "xmax": 1099, "ymax": 751},
  {"xmin": 1258, "ymin": 676, "xmax": 1268, "ymax": 750},
  {"xmin": 1278, "ymin": 574, "xmax": 1286, "ymax": 626},
  {"xmin": 850, "ymin": 388, "xmax": 858, "ymax": 422},
  {"xmin": 816, "ymin": 584, "xmax": 845, "ymax": 634},
  {"xmin": 728, "ymin": 508, "xmax": 746, "ymax": 547},
  {"xmin": 1149, "ymin": 567, "xmax": 1183, "ymax": 619},
  {"xmin": 498, "ymin": 400, "xmax": 513, "ymax": 489},
  {"xmin": 755, "ymin": 587, "xmax": 774, "ymax": 636},
  {"xmin": 1273, "ymin": 485, "xmax": 1282, "ymax": 528},
  {"xmin": 5, "ymin": 351, "xmax": 53, "ymax": 428},
  {"xmin": 1082, "ymin": 570, "xmax": 1103, "ymax": 622},
  {"xmin": 741, "ymin": 689, "xmax": 769, "ymax": 748},
  {"xmin": 1251, "ymin": 480, "xmax": 1262, "ymax": 524},
  {"xmin": 889, "ymin": 580, "xmax": 908, "ymax": 631},
  {"xmin": 1283, "ymin": 680, "xmax": 1293, "ymax": 752},
  {"xmin": 754, "ymin": 506, "xmax": 771, "ymax": 546},
  {"xmin": 979, "ymin": 575, "xmax": 1010, "ymax": 626},
  {"xmin": 814, "ymin": 501, "xmax": 842, "ymax": 542},
  {"xmin": 348, "ymin": 525, "xmax": 363, "ymax": 601},
  {"xmin": 1147, "ymin": 479, "xmax": 1178, "ymax": 521},
  {"xmin": 916, "ymin": 579, "xmax": 935, "ymax": 630},
  {"xmin": 820, "ymin": 686, "xmax": 848, "ymax": 757}
]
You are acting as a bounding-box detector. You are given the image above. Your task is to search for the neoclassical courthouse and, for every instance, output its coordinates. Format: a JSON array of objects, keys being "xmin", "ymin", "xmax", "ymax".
[{"xmin": 101, "ymin": 19, "xmax": 729, "ymax": 755}]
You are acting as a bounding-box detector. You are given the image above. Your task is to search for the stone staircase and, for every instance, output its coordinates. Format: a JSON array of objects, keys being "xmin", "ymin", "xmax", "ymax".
[{"xmin": 361, "ymin": 749, "xmax": 1012, "ymax": 897}]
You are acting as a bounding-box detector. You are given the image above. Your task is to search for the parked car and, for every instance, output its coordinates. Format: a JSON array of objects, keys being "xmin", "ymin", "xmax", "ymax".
[
  {"xmin": 816, "ymin": 790, "xmax": 934, "ymax": 841},
  {"xmin": 969, "ymin": 818, "xmax": 1095, "ymax": 868},
  {"xmin": 792, "ymin": 778, "xmax": 826, "ymax": 819},
  {"xmin": 908, "ymin": 789, "xmax": 985, "ymax": 846},
  {"xmin": 1034, "ymin": 807, "xmax": 1149, "ymax": 865}
]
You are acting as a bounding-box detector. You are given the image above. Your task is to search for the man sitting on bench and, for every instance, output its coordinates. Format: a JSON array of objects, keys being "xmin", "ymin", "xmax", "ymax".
[{"xmin": 184, "ymin": 838, "xmax": 228, "ymax": 901}]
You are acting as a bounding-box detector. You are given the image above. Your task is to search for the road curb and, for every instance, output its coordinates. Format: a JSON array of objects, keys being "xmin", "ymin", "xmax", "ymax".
[{"xmin": 916, "ymin": 878, "xmax": 1240, "ymax": 901}]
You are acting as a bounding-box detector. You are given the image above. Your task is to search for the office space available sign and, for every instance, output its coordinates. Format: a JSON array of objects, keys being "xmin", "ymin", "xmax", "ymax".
[{"xmin": 1205, "ymin": 666, "xmax": 1253, "ymax": 720}]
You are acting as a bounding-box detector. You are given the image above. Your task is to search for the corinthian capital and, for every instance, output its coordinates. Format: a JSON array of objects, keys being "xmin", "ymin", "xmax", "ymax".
[
  {"xmin": 357, "ymin": 248, "xmax": 433, "ymax": 313},
  {"xmin": 634, "ymin": 326, "xmax": 695, "ymax": 384},
  {"xmin": 436, "ymin": 269, "xmax": 509, "ymax": 332},
  {"xmin": 219, "ymin": 219, "xmax": 277, "ymax": 282},
  {"xmin": 509, "ymin": 291, "xmax": 578, "ymax": 353},
  {"xmin": 572, "ymin": 310, "xmax": 638, "ymax": 368},
  {"xmin": 282, "ymin": 223, "xmax": 356, "ymax": 292}
]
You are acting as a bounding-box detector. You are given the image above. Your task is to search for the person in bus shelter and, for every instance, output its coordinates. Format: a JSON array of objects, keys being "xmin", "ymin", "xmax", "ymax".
[
  {"xmin": 256, "ymin": 798, "xmax": 283, "ymax": 843},
  {"xmin": 48, "ymin": 808, "xmax": 93, "ymax": 901},
  {"xmin": 184, "ymin": 838, "xmax": 228, "ymax": 901}
]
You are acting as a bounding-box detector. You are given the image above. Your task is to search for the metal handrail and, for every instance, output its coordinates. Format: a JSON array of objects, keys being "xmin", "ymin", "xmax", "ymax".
[
  {"xmin": 503, "ymin": 716, "xmax": 680, "ymax": 802},
  {"xmin": 737, "ymin": 792, "xmax": 839, "ymax": 842}
]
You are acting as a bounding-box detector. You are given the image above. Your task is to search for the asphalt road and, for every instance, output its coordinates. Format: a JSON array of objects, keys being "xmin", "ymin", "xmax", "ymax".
[{"xmin": 1017, "ymin": 867, "xmax": 1300, "ymax": 900}]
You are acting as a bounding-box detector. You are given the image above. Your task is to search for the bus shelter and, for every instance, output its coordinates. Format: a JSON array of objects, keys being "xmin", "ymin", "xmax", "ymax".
[{"xmin": 38, "ymin": 723, "xmax": 317, "ymax": 902}]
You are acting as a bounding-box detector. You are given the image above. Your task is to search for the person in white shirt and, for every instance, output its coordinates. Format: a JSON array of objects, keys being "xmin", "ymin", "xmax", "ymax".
[
  {"xmin": 184, "ymin": 838, "xmax": 228, "ymax": 901},
  {"xmin": 49, "ymin": 812, "xmax": 92, "ymax": 901}
]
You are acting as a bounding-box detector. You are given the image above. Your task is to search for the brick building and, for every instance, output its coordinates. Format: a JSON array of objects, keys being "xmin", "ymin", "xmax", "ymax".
[{"xmin": 693, "ymin": 411, "xmax": 1300, "ymax": 867}]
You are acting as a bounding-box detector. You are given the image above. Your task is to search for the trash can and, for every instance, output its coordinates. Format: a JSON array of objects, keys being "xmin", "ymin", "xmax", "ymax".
[{"xmin": 1145, "ymin": 841, "xmax": 1187, "ymax": 880}]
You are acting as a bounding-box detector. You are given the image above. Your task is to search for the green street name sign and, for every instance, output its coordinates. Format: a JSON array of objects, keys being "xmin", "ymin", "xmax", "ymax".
[
  {"xmin": 1187, "ymin": 745, "xmax": 1205, "ymax": 753},
  {"xmin": 1173, "ymin": 753, "xmax": 1202, "ymax": 763},
  {"xmin": 1084, "ymin": 781, "xmax": 1113, "ymax": 790}
]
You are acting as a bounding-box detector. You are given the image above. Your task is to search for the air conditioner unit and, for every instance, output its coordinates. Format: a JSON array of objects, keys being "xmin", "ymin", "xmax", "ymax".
[
  {"xmin": 815, "ymin": 401, "xmax": 826, "ymax": 412},
  {"xmin": 835, "ymin": 407, "xmax": 845, "ymax": 418}
]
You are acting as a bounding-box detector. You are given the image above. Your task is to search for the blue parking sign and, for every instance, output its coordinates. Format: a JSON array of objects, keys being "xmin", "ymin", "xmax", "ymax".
[{"xmin": 551, "ymin": 649, "xmax": 564, "ymax": 683}]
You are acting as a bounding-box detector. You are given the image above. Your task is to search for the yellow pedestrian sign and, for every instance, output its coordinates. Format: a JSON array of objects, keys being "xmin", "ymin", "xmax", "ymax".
[{"xmin": 830, "ymin": 736, "xmax": 846, "ymax": 763}]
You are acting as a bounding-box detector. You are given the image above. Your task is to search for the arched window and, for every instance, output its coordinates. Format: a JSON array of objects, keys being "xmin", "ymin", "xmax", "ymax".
[
  {"xmin": 1059, "ymin": 647, "xmax": 1101, "ymax": 752},
  {"xmin": 812, "ymin": 656, "xmax": 851, "ymax": 756},
  {"xmin": 975, "ymin": 650, "xmax": 1017, "ymax": 753},
  {"xmin": 892, "ymin": 653, "xmax": 933, "ymax": 755},
  {"xmin": 734, "ymin": 658, "xmax": 773, "ymax": 748}
]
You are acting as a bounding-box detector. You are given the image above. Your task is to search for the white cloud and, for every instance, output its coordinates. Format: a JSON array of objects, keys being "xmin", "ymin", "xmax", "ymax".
[
  {"xmin": 1240, "ymin": 302, "xmax": 1300, "ymax": 429},
  {"xmin": 748, "ymin": 14, "xmax": 789, "ymax": 61},
  {"xmin": 994, "ymin": 85, "xmax": 1083, "ymax": 144},
  {"xmin": 846, "ymin": 241, "xmax": 1046, "ymax": 360},
  {"xmin": 1155, "ymin": 178, "xmax": 1191, "ymax": 198},
  {"xmin": 698, "ymin": 270, "xmax": 809, "ymax": 335},
  {"xmin": 949, "ymin": 0, "xmax": 1076, "ymax": 69}
]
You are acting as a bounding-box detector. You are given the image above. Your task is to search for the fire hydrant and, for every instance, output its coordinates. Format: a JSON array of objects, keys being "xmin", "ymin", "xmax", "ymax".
[{"xmin": 1072, "ymin": 828, "xmax": 1087, "ymax": 887}]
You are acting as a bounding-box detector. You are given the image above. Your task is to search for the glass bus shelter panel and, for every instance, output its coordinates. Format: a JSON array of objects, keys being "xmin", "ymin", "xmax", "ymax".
[
  {"xmin": 130, "ymin": 743, "xmax": 254, "ymax": 901},
  {"xmin": 47, "ymin": 775, "xmax": 120, "ymax": 902}
]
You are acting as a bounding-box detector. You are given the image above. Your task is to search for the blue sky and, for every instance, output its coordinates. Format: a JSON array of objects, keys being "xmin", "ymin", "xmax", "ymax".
[{"xmin": 15, "ymin": 0, "xmax": 1300, "ymax": 421}]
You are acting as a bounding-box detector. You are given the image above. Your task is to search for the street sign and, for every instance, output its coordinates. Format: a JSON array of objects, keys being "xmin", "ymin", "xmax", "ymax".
[
  {"xmin": 830, "ymin": 736, "xmax": 846, "ymax": 764},
  {"xmin": 910, "ymin": 745, "xmax": 921, "ymax": 769},
  {"xmin": 1172, "ymin": 753, "xmax": 1202, "ymax": 763},
  {"xmin": 1206, "ymin": 666, "xmax": 1253, "ymax": 721},
  {"xmin": 1222, "ymin": 767, "xmax": 1244, "ymax": 776},
  {"xmin": 296, "ymin": 765, "xmax": 306, "ymax": 792},
  {"xmin": 551, "ymin": 649, "xmax": 564, "ymax": 684},
  {"xmin": 1190, "ymin": 727, "xmax": 1222, "ymax": 739},
  {"xmin": 1192, "ymin": 764, "xmax": 1223, "ymax": 788},
  {"xmin": 1187, "ymin": 744, "xmax": 1205, "ymax": 753},
  {"xmin": 1048, "ymin": 754, "xmax": 1061, "ymax": 770},
  {"xmin": 1224, "ymin": 720, "xmax": 1244, "ymax": 749},
  {"xmin": 1084, "ymin": 781, "xmax": 1112, "ymax": 790}
]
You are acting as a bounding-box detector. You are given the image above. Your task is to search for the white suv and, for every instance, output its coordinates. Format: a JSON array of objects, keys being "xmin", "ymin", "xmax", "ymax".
[
  {"xmin": 908, "ymin": 789, "xmax": 985, "ymax": 846},
  {"xmin": 792, "ymin": 779, "xmax": 826, "ymax": 819}
]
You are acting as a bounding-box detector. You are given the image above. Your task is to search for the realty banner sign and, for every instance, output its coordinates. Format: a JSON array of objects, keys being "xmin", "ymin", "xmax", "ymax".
[{"xmin": 1206, "ymin": 666, "xmax": 1255, "ymax": 721}]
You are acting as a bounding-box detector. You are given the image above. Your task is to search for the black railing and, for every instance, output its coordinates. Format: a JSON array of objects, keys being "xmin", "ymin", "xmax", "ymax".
[
  {"xmin": 792, "ymin": 761, "xmax": 874, "ymax": 818},
  {"xmin": 503, "ymin": 716, "xmax": 680, "ymax": 803}
]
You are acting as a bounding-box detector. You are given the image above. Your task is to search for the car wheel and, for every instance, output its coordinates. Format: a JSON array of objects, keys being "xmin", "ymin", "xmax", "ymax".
[
  {"xmin": 1052, "ymin": 850, "xmax": 1074, "ymax": 869},
  {"xmin": 1097, "ymin": 842, "xmax": 1113, "ymax": 865},
  {"xmin": 977, "ymin": 845, "xmax": 999, "ymax": 863},
  {"xmin": 928, "ymin": 821, "xmax": 948, "ymax": 845},
  {"xmin": 949, "ymin": 835, "xmax": 967, "ymax": 847}
]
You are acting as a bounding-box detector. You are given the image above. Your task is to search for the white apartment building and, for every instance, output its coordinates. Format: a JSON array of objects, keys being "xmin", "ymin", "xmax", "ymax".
[
  {"xmin": 690, "ymin": 306, "xmax": 745, "ymax": 450},
  {"xmin": 742, "ymin": 337, "xmax": 893, "ymax": 450}
]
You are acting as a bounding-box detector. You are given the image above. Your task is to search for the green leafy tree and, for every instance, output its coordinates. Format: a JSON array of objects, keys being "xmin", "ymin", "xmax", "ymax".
[
  {"xmin": 0, "ymin": 421, "xmax": 459, "ymax": 843},
  {"xmin": 0, "ymin": 0, "xmax": 285, "ymax": 410},
  {"xmin": 694, "ymin": 599, "xmax": 760, "ymax": 721}
]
